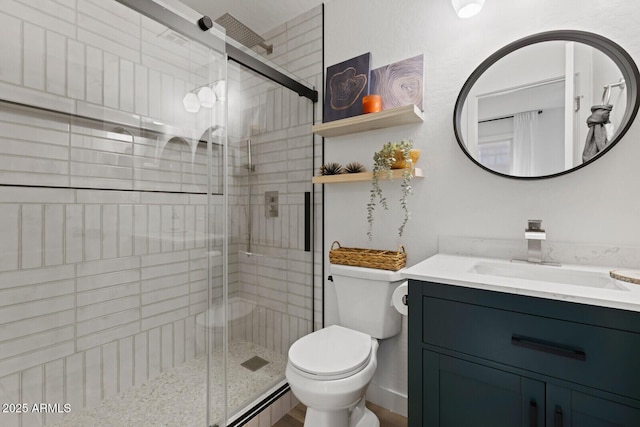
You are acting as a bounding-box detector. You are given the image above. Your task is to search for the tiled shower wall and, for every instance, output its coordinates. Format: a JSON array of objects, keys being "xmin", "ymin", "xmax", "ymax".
[
  {"xmin": 0, "ymin": 1, "xmax": 322, "ymax": 426},
  {"xmin": 265, "ymin": 5, "xmax": 325, "ymax": 334},
  {"xmin": 0, "ymin": 187, "xmax": 216, "ymax": 427},
  {"xmin": 0, "ymin": 1, "xmax": 224, "ymax": 426},
  {"xmin": 224, "ymin": 5, "xmax": 323, "ymax": 358}
]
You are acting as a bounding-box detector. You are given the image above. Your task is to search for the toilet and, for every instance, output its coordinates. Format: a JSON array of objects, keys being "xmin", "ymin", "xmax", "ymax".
[{"xmin": 286, "ymin": 264, "xmax": 405, "ymax": 427}]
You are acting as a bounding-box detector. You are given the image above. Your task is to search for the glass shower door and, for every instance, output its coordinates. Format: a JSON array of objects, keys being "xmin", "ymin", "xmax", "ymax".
[
  {"xmin": 0, "ymin": 1, "xmax": 226, "ymax": 426},
  {"xmin": 217, "ymin": 60, "xmax": 316, "ymax": 423}
]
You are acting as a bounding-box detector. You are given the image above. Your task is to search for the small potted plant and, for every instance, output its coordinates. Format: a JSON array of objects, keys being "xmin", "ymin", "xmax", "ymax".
[
  {"xmin": 318, "ymin": 162, "xmax": 344, "ymax": 175},
  {"xmin": 367, "ymin": 139, "xmax": 417, "ymax": 240}
]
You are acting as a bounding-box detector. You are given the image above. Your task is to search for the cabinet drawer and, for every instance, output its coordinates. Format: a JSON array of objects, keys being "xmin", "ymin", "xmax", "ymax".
[{"xmin": 422, "ymin": 296, "xmax": 640, "ymax": 400}]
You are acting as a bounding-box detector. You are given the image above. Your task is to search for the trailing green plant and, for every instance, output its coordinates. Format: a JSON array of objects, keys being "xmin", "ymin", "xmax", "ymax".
[
  {"xmin": 319, "ymin": 162, "xmax": 344, "ymax": 175},
  {"xmin": 344, "ymin": 162, "xmax": 366, "ymax": 174},
  {"xmin": 367, "ymin": 139, "xmax": 414, "ymax": 240}
]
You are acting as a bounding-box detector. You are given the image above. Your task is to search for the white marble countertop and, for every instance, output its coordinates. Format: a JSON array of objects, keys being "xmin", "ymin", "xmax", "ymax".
[{"xmin": 402, "ymin": 254, "xmax": 640, "ymax": 312}]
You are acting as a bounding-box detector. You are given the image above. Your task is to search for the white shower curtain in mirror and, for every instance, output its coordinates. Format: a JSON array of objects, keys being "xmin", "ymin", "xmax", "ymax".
[{"xmin": 511, "ymin": 111, "xmax": 539, "ymax": 175}]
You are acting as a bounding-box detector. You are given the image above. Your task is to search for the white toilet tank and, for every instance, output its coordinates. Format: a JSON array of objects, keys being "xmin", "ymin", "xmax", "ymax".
[{"xmin": 330, "ymin": 264, "xmax": 405, "ymax": 339}]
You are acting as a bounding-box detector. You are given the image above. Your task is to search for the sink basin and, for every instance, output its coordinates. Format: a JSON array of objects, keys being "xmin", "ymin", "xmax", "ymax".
[
  {"xmin": 471, "ymin": 261, "xmax": 628, "ymax": 291},
  {"xmin": 401, "ymin": 254, "xmax": 640, "ymax": 313}
]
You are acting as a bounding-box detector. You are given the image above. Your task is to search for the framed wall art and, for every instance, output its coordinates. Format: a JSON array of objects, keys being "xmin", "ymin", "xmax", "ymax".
[
  {"xmin": 370, "ymin": 54, "xmax": 424, "ymax": 111},
  {"xmin": 323, "ymin": 53, "xmax": 371, "ymax": 122}
]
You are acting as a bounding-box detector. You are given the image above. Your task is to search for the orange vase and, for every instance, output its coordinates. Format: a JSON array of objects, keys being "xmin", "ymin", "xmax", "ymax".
[
  {"xmin": 362, "ymin": 95, "xmax": 382, "ymax": 114},
  {"xmin": 391, "ymin": 149, "xmax": 421, "ymax": 169}
]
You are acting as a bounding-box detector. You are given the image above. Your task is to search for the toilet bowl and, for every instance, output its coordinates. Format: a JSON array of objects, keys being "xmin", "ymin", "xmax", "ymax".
[
  {"xmin": 286, "ymin": 264, "xmax": 407, "ymax": 427},
  {"xmin": 286, "ymin": 325, "xmax": 380, "ymax": 427}
]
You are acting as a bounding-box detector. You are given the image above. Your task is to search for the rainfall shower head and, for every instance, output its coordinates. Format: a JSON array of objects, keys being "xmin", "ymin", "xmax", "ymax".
[{"xmin": 214, "ymin": 13, "xmax": 273, "ymax": 55}]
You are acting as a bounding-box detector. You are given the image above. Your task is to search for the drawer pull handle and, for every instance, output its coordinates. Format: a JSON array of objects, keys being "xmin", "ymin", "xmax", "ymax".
[
  {"xmin": 529, "ymin": 400, "xmax": 537, "ymax": 427},
  {"xmin": 511, "ymin": 335, "xmax": 586, "ymax": 361},
  {"xmin": 554, "ymin": 407, "xmax": 563, "ymax": 427}
]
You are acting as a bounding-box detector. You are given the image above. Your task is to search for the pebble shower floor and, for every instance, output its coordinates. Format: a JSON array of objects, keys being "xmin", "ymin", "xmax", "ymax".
[{"xmin": 50, "ymin": 339, "xmax": 286, "ymax": 427}]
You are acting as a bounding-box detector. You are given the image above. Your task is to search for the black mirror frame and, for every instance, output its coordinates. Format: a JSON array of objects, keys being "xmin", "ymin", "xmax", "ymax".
[{"xmin": 453, "ymin": 30, "xmax": 640, "ymax": 180}]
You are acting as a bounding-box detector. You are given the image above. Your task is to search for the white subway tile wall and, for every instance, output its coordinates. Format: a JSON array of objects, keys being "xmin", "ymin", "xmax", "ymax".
[
  {"xmin": 216, "ymin": 3, "xmax": 323, "ymax": 416},
  {"xmin": 225, "ymin": 1, "xmax": 323, "ymax": 342},
  {"xmin": 0, "ymin": 1, "xmax": 322, "ymax": 426}
]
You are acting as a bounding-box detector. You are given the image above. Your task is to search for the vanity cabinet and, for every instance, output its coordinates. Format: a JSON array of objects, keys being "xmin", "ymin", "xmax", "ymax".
[{"xmin": 408, "ymin": 280, "xmax": 640, "ymax": 426}]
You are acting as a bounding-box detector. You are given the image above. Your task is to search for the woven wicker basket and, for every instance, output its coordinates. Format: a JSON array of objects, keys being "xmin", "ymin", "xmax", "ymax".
[{"xmin": 329, "ymin": 241, "xmax": 406, "ymax": 271}]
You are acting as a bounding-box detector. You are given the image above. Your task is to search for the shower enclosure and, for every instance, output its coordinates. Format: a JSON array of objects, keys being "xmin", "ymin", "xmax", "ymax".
[{"xmin": 0, "ymin": 0, "xmax": 319, "ymax": 426}]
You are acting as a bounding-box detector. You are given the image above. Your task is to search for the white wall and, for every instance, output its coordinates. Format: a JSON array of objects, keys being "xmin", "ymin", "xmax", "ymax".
[{"xmin": 323, "ymin": 0, "xmax": 640, "ymax": 416}]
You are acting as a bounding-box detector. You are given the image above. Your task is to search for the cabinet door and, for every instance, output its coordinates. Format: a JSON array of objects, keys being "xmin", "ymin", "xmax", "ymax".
[
  {"xmin": 423, "ymin": 351, "xmax": 544, "ymax": 427},
  {"xmin": 547, "ymin": 383, "xmax": 640, "ymax": 427}
]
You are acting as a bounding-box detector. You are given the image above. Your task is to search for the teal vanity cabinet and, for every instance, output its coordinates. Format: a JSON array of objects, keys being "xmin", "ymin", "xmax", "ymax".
[{"xmin": 408, "ymin": 280, "xmax": 640, "ymax": 426}]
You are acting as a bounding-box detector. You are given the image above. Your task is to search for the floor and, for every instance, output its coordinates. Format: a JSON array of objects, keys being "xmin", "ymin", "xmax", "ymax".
[
  {"xmin": 274, "ymin": 402, "xmax": 408, "ymax": 427},
  {"xmin": 50, "ymin": 339, "xmax": 286, "ymax": 427}
]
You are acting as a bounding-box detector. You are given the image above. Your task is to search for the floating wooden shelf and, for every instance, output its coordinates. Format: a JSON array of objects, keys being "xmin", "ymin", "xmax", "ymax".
[
  {"xmin": 312, "ymin": 168, "xmax": 423, "ymax": 184},
  {"xmin": 312, "ymin": 104, "xmax": 424, "ymax": 137}
]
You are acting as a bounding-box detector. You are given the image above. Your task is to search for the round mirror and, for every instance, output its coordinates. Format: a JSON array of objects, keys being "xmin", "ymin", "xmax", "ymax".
[{"xmin": 454, "ymin": 30, "xmax": 640, "ymax": 179}]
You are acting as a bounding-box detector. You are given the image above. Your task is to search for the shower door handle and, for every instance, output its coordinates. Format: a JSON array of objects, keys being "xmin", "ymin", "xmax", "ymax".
[{"xmin": 304, "ymin": 191, "xmax": 311, "ymax": 252}]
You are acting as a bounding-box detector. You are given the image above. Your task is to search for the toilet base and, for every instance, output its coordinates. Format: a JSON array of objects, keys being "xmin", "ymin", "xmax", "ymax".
[
  {"xmin": 303, "ymin": 399, "xmax": 379, "ymax": 427},
  {"xmin": 353, "ymin": 407, "xmax": 379, "ymax": 427},
  {"xmin": 303, "ymin": 407, "xmax": 348, "ymax": 427}
]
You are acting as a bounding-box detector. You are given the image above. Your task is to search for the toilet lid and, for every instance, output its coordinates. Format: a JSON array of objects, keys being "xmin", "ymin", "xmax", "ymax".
[{"xmin": 288, "ymin": 325, "xmax": 372, "ymax": 380}]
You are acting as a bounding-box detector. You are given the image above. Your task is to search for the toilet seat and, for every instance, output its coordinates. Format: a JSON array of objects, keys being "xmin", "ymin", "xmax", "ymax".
[{"xmin": 288, "ymin": 325, "xmax": 372, "ymax": 380}]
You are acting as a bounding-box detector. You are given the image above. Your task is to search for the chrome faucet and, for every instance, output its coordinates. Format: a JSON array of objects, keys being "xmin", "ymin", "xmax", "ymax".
[{"xmin": 525, "ymin": 220, "xmax": 546, "ymax": 263}]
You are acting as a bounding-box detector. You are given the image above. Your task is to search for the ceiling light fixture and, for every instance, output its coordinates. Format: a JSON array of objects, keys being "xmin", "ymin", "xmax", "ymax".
[
  {"xmin": 451, "ymin": 0, "xmax": 485, "ymax": 18},
  {"xmin": 182, "ymin": 92, "xmax": 200, "ymax": 113},
  {"xmin": 197, "ymin": 86, "xmax": 216, "ymax": 108},
  {"xmin": 182, "ymin": 80, "xmax": 225, "ymax": 113},
  {"xmin": 215, "ymin": 80, "xmax": 227, "ymax": 101}
]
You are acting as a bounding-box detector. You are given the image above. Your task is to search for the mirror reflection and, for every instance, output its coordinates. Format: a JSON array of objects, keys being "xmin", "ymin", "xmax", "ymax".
[{"xmin": 456, "ymin": 35, "xmax": 637, "ymax": 178}]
